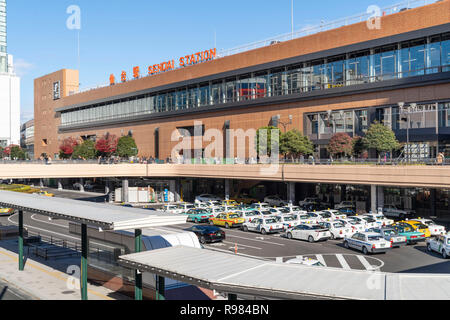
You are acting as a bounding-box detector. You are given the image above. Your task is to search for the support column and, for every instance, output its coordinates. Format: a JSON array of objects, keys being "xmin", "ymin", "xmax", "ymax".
[
  {"xmin": 18, "ymin": 210, "xmax": 24, "ymax": 271},
  {"xmin": 224, "ymin": 180, "xmax": 231, "ymax": 200},
  {"xmin": 377, "ymin": 186, "xmax": 384, "ymax": 212},
  {"xmin": 371, "ymin": 185, "xmax": 377, "ymax": 213},
  {"xmin": 156, "ymin": 275, "xmax": 165, "ymax": 300},
  {"xmin": 122, "ymin": 179, "xmax": 129, "ymax": 203},
  {"xmin": 287, "ymin": 182, "xmax": 296, "ymax": 205},
  {"xmin": 430, "ymin": 189, "xmax": 437, "ymax": 218},
  {"xmin": 58, "ymin": 180, "xmax": 63, "ymax": 191},
  {"xmin": 135, "ymin": 229, "xmax": 143, "ymax": 301},
  {"xmin": 80, "ymin": 224, "xmax": 88, "ymax": 301},
  {"xmin": 39, "ymin": 179, "xmax": 44, "ymax": 188}
]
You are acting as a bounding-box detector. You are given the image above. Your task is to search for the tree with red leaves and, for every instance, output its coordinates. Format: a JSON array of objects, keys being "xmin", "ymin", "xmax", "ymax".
[
  {"xmin": 59, "ymin": 137, "xmax": 79, "ymax": 159},
  {"xmin": 327, "ymin": 133, "xmax": 353, "ymax": 159},
  {"xmin": 95, "ymin": 133, "xmax": 118, "ymax": 156}
]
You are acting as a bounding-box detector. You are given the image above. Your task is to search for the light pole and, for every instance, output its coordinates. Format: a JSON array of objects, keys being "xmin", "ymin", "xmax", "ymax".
[
  {"xmin": 279, "ymin": 115, "xmax": 293, "ymax": 133},
  {"xmin": 399, "ymin": 102, "xmax": 412, "ymax": 163}
]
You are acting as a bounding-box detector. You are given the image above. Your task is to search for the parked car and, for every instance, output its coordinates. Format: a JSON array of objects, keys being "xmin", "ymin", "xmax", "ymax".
[
  {"xmin": 281, "ymin": 206, "xmax": 305, "ymax": 214},
  {"xmin": 344, "ymin": 232, "xmax": 393, "ymax": 255},
  {"xmin": 209, "ymin": 212, "xmax": 245, "ymax": 229},
  {"xmin": 285, "ymin": 257, "xmax": 324, "ymax": 267},
  {"xmin": 0, "ymin": 207, "xmax": 15, "ymax": 216},
  {"xmin": 363, "ymin": 213, "xmax": 394, "ymax": 227},
  {"xmin": 411, "ymin": 218, "xmax": 446, "ymax": 236},
  {"xmin": 274, "ymin": 214, "xmax": 302, "ymax": 230},
  {"xmin": 264, "ymin": 195, "xmax": 289, "ymax": 207},
  {"xmin": 319, "ymin": 220, "xmax": 353, "ymax": 240},
  {"xmin": 391, "ymin": 224, "xmax": 426, "ymax": 245},
  {"xmin": 300, "ymin": 203, "xmax": 327, "ymax": 212},
  {"xmin": 268, "ymin": 207, "xmax": 292, "ymax": 216},
  {"xmin": 340, "ymin": 219, "xmax": 366, "ymax": 234},
  {"xmin": 253, "ymin": 209, "xmax": 275, "ymax": 217},
  {"xmin": 321, "ymin": 209, "xmax": 347, "ymax": 220},
  {"xmin": 222, "ymin": 200, "xmax": 239, "ymax": 207},
  {"xmin": 347, "ymin": 216, "xmax": 378, "ymax": 231},
  {"xmin": 186, "ymin": 209, "xmax": 215, "ymax": 223},
  {"xmin": 334, "ymin": 201, "xmax": 355, "ymax": 210},
  {"xmin": 236, "ymin": 210, "xmax": 261, "ymax": 223},
  {"xmin": 234, "ymin": 194, "xmax": 259, "ymax": 205},
  {"xmin": 426, "ymin": 234, "xmax": 450, "ymax": 259},
  {"xmin": 195, "ymin": 194, "xmax": 221, "ymax": 202},
  {"xmin": 338, "ymin": 207, "xmax": 356, "ymax": 215},
  {"xmin": 176, "ymin": 203, "xmax": 196, "ymax": 214},
  {"xmin": 184, "ymin": 225, "xmax": 226, "ymax": 244},
  {"xmin": 250, "ymin": 203, "xmax": 271, "ymax": 211},
  {"xmin": 298, "ymin": 197, "xmax": 320, "ymax": 206},
  {"xmin": 285, "ymin": 224, "xmax": 331, "ymax": 243},
  {"xmin": 396, "ymin": 220, "xmax": 431, "ymax": 238},
  {"xmin": 383, "ymin": 205, "xmax": 412, "ymax": 219},
  {"xmin": 367, "ymin": 227, "xmax": 408, "ymax": 248},
  {"xmin": 305, "ymin": 212, "xmax": 323, "ymax": 224},
  {"xmin": 242, "ymin": 217, "xmax": 284, "ymax": 235},
  {"xmin": 316, "ymin": 211, "xmax": 334, "ymax": 222},
  {"xmin": 34, "ymin": 190, "xmax": 55, "ymax": 197},
  {"xmin": 162, "ymin": 204, "xmax": 184, "ymax": 214}
]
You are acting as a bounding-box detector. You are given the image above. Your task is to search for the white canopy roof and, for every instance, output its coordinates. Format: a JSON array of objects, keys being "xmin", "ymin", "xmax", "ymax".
[
  {"xmin": 0, "ymin": 190, "xmax": 187, "ymax": 231},
  {"xmin": 118, "ymin": 246, "xmax": 450, "ymax": 300}
]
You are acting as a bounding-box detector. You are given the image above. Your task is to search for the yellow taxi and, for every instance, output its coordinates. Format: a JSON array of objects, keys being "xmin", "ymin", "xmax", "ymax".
[
  {"xmin": 35, "ymin": 191, "xmax": 55, "ymax": 197},
  {"xmin": 233, "ymin": 195, "xmax": 258, "ymax": 205},
  {"xmin": 209, "ymin": 212, "xmax": 245, "ymax": 229},
  {"xmin": 0, "ymin": 207, "xmax": 14, "ymax": 216},
  {"xmin": 222, "ymin": 200, "xmax": 239, "ymax": 207},
  {"xmin": 403, "ymin": 220, "xmax": 431, "ymax": 238}
]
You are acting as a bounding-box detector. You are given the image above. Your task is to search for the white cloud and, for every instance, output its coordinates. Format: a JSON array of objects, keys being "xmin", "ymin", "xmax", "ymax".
[
  {"xmin": 13, "ymin": 58, "xmax": 34, "ymax": 77},
  {"xmin": 21, "ymin": 110, "xmax": 34, "ymax": 124}
]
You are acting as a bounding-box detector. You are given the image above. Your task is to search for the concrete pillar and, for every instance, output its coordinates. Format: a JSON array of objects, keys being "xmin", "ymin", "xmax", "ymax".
[
  {"xmin": 371, "ymin": 185, "xmax": 377, "ymax": 213},
  {"xmin": 58, "ymin": 180, "xmax": 63, "ymax": 191},
  {"xmin": 430, "ymin": 189, "xmax": 437, "ymax": 218},
  {"xmin": 371, "ymin": 185, "xmax": 384, "ymax": 213},
  {"xmin": 287, "ymin": 182, "xmax": 296, "ymax": 205},
  {"xmin": 79, "ymin": 178, "xmax": 85, "ymax": 193},
  {"xmin": 169, "ymin": 180, "xmax": 181, "ymax": 202},
  {"xmin": 39, "ymin": 179, "xmax": 44, "ymax": 188},
  {"xmin": 224, "ymin": 180, "xmax": 231, "ymax": 200},
  {"xmin": 122, "ymin": 179, "xmax": 129, "ymax": 203},
  {"xmin": 377, "ymin": 186, "xmax": 384, "ymax": 211}
]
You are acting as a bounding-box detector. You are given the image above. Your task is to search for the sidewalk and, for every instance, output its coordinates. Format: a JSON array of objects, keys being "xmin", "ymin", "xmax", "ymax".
[{"xmin": 0, "ymin": 242, "xmax": 130, "ymax": 300}]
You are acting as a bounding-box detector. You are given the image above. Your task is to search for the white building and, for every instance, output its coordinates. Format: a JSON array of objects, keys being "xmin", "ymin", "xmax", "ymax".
[{"xmin": 0, "ymin": 0, "xmax": 20, "ymax": 147}]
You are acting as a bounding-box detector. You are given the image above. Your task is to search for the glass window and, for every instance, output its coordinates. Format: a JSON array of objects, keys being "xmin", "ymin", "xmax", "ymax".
[
  {"xmin": 356, "ymin": 109, "xmax": 369, "ymax": 132},
  {"xmin": 225, "ymin": 80, "xmax": 236, "ymax": 103},
  {"xmin": 346, "ymin": 51, "xmax": 370, "ymax": 85},
  {"xmin": 427, "ymin": 36, "xmax": 441, "ymax": 74},
  {"xmin": 442, "ymin": 34, "xmax": 450, "ymax": 72},
  {"xmin": 374, "ymin": 45, "xmax": 397, "ymax": 80}
]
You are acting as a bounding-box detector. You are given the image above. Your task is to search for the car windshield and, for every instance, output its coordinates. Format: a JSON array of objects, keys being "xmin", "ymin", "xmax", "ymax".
[
  {"xmin": 363, "ymin": 217, "xmax": 376, "ymax": 223},
  {"xmin": 368, "ymin": 235, "xmax": 383, "ymax": 241},
  {"xmin": 283, "ymin": 216, "xmax": 295, "ymax": 221},
  {"xmin": 307, "ymin": 213, "xmax": 318, "ymax": 218},
  {"xmin": 265, "ymin": 219, "xmax": 277, "ymax": 224},
  {"xmin": 319, "ymin": 213, "xmax": 331, "ymax": 218},
  {"xmin": 383, "ymin": 229, "xmax": 396, "ymax": 236},
  {"xmin": 310, "ymin": 225, "xmax": 324, "ymax": 230},
  {"xmin": 228, "ymin": 214, "xmax": 240, "ymax": 219},
  {"xmin": 261, "ymin": 211, "xmax": 272, "ymax": 216},
  {"xmin": 194, "ymin": 209, "xmax": 209, "ymax": 214},
  {"xmin": 246, "ymin": 212, "xmax": 259, "ymax": 217},
  {"xmin": 279, "ymin": 208, "xmax": 290, "ymax": 214},
  {"xmin": 298, "ymin": 215, "xmax": 309, "ymax": 220},
  {"xmin": 375, "ymin": 215, "xmax": 385, "ymax": 220},
  {"xmin": 422, "ymin": 220, "xmax": 435, "ymax": 226},
  {"xmin": 447, "ymin": 238, "xmax": 450, "ymax": 245},
  {"xmin": 333, "ymin": 222, "xmax": 345, "ymax": 228},
  {"xmin": 415, "ymin": 223, "xmax": 428, "ymax": 229}
]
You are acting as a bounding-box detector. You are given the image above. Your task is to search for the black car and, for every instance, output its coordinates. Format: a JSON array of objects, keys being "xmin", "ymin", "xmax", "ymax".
[{"xmin": 185, "ymin": 225, "xmax": 226, "ymax": 244}]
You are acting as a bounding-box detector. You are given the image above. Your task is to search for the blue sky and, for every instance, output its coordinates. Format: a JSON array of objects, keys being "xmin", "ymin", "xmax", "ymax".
[{"xmin": 8, "ymin": 0, "xmax": 398, "ymax": 123}]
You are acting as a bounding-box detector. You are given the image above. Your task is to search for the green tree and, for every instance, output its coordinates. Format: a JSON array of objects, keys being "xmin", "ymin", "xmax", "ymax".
[
  {"xmin": 280, "ymin": 129, "xmax": 314, "ymax": 159},
  {"xmin": 327, "ymin": 133, "xmax": 353, "ymax": 158},
  {"xmin": 117, "ymin": 135, "xmax": 138, "ymax": 158},
  {"xmin": 255, "ymin": 126, "xmax": 280, "ymax": 158},
  {"xmin": 363, "ymin": 122, "xmax": 401, "ymax": 159},
  {"xmin": 9, "ymin": 146, "xmax": 27, "ymax": 160},
  {"xmin": 72, "ymin": 139, "xmax": 96, "ymax": 160}
]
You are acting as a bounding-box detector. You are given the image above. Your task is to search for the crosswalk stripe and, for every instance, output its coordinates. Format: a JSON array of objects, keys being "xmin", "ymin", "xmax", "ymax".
[
  {"xmin": 357, "ymin": 255, "xmax": 374, "ymax": 271},
  {"xmin": 315, "ymin": 254, "xmax": 327, "ymax": 267},
  {"xmin": 335, "ymin": 254, "xmax": 351, "ymax": 270}
]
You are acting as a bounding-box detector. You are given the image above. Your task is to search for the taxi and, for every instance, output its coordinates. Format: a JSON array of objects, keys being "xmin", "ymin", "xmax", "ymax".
[
  {"xmin": 209, "ymin": 212, "xmax": 245, "ymax": 229},
  {"xmin": 0, "ymin": 207, "xmax": 15, "ymax": 216},
  {"xmin": 222, "ymin": 200, "xmax": 239, "ymax": 207},
  {"xmin": 399, "ymin": 220, "xmax": 431, "ymax": 238},
  {"xmin": 34, "ymin": 191, "xmax": 55, "ymax": 197}
]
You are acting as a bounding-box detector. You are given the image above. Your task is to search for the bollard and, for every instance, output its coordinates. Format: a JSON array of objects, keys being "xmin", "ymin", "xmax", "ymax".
[{"xmin": 234, "ymin": 243, "xmax": 238, "ymax": 254}]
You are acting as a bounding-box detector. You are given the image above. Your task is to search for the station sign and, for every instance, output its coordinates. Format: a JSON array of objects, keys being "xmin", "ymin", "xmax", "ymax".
[{"xmin": 110, "ymin": 48, "xmax": 217, "ymax": 85}]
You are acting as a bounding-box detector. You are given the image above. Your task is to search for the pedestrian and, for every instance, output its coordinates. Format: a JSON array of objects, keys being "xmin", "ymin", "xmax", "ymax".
[{"xmin": 437, "ymin": 152, "xmax": 445, "ymax": 165}]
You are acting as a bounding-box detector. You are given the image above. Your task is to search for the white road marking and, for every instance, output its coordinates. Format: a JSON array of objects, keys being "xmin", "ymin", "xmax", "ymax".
[
  {"xmin": 357, "ymin": 255, "xmax": 376, "ymax": 271},
  {"xmin": 30, "ymin": 214, "xmax": 69, "ymax": 229},
  {"xmin": 226, "ymin": 234, "xmax": 285, "ymax": 246},
  {"xmin": 315, "ymin": 254, "xmax": 327, "ymax": 267},
  {"xmin": 335, "ymin": 254, "xmax": 351, "ymax": 270},
  {"xmin": 222, "ymin": 241, "xmax": 262, "ymax": 250}
]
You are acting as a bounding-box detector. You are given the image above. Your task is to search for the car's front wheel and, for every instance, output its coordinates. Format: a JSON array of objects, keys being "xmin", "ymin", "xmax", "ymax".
[
  {"xmin": 261, "ymin": 229, "xmax": 267, "ymax": 235},
  {"xmin": 308, "ymin": 236, "xmax": 314, "ymax": 243},
  {"xmin": 209, "ymin": 220, "xmax": 214, "ymax": 226},
  {"xmin": 344, "ymin": 241, "xmax": 349, "ymax": 249},
  {"xmin": 443, "ymin": 250, "xmax": 448, "ymax": 259},
  {"xmin": 287, "ymin": 232, "xmax": 293, "ymax": 240},
  {"xmin": 242, "ymin": 226, "xmax": 248, "ymax": 232},
  {"xmin": 330, "ymin": 233, "xmax": 335, "ymax": 240},
  {"xmin": 427, "ymin": 244, "xmax": 432, "ymax": 252},
  {"xmin": 225, "ymin": 223, "xmax": 231, "ymax": 229}
]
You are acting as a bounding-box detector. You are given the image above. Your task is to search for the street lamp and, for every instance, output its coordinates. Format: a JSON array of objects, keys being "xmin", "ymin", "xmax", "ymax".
[
  {"xmin": 279, "ymin": 115, "xmax": 293, "ymax": 133},
  {"xmin": 398, "ymin": 102, "xmax": 412, "ymax": 163}
]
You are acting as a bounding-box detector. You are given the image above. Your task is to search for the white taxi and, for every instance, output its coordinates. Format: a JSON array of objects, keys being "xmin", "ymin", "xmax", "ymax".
[
  {"xmin": 344, "ymin": 232, "xmax": 393, "ymax": 255},
  {"xmin": 347, "ymin": 216, "xmax": 378, "ymax": 231},
  {"xmin": 237, "ymin": 210, "xmax": 262, "ymax": 223},
  {"xmin": 426, "ymin": 234, "xmax": 450, "ymax": 259},
  {"xmin": 242, "ymin": 217, "xmax": 284, "ymax": 235},
  {"xmin": 363, "ymin": 212, "xmax": 394, "ymax": 227},
  {"xmin": 285, "ymin": 224, "xmax": 331, "ymax": 243},
  {"xmin": 274, "ymin": 214, "xmax": 301, "ymax": 230},
  {"xmin": 321, "ymin": 209, "xmax": 347, "ymax": 220},
  {"xmin": 319, "ymin": 220, "xmax": 353, "ymax": 240}
]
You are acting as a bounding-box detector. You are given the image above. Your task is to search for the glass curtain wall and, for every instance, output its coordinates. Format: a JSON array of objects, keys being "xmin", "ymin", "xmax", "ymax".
[{"xmin": 60, "ymin": 33, "xmax": 450, "ymax": 127}]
